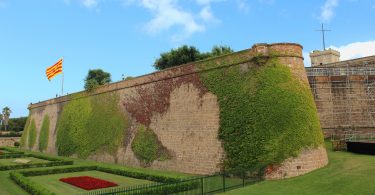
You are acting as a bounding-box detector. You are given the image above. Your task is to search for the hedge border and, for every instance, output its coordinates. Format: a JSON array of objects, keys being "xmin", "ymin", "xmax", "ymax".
[
  {"xmin": 0, "ymin": 153, "xmax": 73, "ymax": 171},
  {"xmin": 0, "ymin": 147, "xmax": 24, "ymax": 156},
  {"xmin": 10, "ymin": 165, "xmax": 199, "ymax": 195}
]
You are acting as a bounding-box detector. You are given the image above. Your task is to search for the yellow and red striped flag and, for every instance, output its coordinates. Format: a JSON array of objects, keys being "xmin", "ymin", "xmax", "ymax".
[{"xmin": 46, "ymin": 58, "xmax": 63, "ymax": 81}]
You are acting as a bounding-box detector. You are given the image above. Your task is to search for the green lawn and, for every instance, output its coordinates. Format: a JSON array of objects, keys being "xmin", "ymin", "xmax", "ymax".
[
  {"xmin": 29, "ymin": 170, "xmax": 154, "ymax": 194},
  {"xmin": 1, "ymin": 142, "xmax": 374, "ymax": 195},
  {"xmin": 0, "ymin": 157, "xmax": 49, "ymax": 166},
  {"xmin": 223, "ymin": 142, "xmax": 375, "ymax": 195},
  {"xmin": 0, "ymin": 148, "xmax": 191, "ymax": 195}
]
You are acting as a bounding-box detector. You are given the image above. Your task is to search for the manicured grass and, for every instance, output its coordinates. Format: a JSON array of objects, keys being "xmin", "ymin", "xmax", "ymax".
[
  {"xmin": 29, "ymin": 170, "xmax": 154, "ymax": 194},
  {"xmin": 0, "ymin": 157, "xmax": 49, "ymax": 166},
  {"xmin": 0, "ymin": 147, "xmax": 191, "ymax": 195},
  {"xmin": 223, "ymin": 142, "xmax": 375, "ymax": 195},
  {"xmin": 0, "ymin": 170, "xmax": 28, "ymax": 195},
  {"xmin": 2, "ymin": 142, "xmax": 374, "ymax": 195}
]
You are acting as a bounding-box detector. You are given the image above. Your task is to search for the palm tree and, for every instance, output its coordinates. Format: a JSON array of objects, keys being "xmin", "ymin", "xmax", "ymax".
[{"xmin": 2, "ymin": 107, "xmax": 11, "ymax": 131}]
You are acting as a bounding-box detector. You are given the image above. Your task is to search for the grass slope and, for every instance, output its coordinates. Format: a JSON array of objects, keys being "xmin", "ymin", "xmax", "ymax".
[{"xmin": 223, "ymin": 142, "xmax": 375, "ymax": 195}]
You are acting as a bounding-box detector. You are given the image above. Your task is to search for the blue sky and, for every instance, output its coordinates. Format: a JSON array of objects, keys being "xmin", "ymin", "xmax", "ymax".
[{"xmin": 1, "ymin": 0, "xmax": 375, "ymax": 117}]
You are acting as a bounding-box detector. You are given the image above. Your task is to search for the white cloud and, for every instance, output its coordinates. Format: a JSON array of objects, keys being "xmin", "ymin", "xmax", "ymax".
[
  {"xmin": 258, "ymin": 0, "xmax": 275, "ymax": 5},
  {"xmin": 237, "ymin": 0, "xmax": 249, "ymax": 13},
  {"xmin": 303, "ymin": 52, "xmax": 312, "ymax": 67},
  {"xmin": 127, "ymin": 0, "xmax": 222, "ymax": 41},
  {"xmin": 81, "ymin": 0, "xmax": 99, "ymax": 8},
  {"xmin": 329, "ymin": 40, "xmax": 375, "ymax": 60},
  {"xmin": 320, "ymin": 0, "xmax": 339, "ymax": 23},
  {"xmin": 199, "ymin": 6, "xmax": 215, "ymax": 21},
  {"xmin": 139, "ymin": 0, "xmax": 204, "ymax": 40},
  {"xmin": 63, "ymin": 0, "xmax": 99, "ymax": 8}
]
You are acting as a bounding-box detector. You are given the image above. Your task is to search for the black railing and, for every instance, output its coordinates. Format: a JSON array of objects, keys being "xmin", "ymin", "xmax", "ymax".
[{"xmin": 78, "ymin": 173, "xmax": 261, "ymax": 195}]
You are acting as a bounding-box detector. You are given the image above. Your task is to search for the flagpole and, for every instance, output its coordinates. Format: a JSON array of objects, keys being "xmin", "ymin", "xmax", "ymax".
[{"xmin": 61, "ymin": 57, "xmax": 64, "ymax": 96}]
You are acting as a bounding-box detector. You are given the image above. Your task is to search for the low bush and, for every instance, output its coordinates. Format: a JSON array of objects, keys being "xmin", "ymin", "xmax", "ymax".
[
  {"xmin": 0, "ymin": 147, "xmax": 24, "ymax": 155},
  {"xmin": 14, "ymin": 142, "xmax": 20, "ymax": 147},
  {"xmin": 10, "ymin": 172, "xmax": 54, "ymax": 195},
  {"xmin": 131, "ymin": 125, "xmax": 170, "ymax": 166}
]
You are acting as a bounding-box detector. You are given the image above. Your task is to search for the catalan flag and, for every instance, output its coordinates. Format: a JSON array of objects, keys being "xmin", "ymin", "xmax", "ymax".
[{"xmin": 46, "ymin": 58, "xmax": 63, "ymax": 81}]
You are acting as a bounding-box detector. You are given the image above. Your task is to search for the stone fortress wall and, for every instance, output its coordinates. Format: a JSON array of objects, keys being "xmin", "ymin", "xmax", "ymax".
[
  {"xmin": 306, "ymin": 55, "xmax": 375, "ymax": 137},
  {"xmin": 23, "ymin": 43, "xmax": 328, "ymax": 179}
]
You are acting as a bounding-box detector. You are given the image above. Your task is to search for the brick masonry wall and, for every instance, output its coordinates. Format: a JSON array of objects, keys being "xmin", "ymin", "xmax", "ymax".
[
  {"xmin": 0, "ymin": 137, "xmax": 20, "ymax": 147},
  {"xmin": 24, "ymin": 43, "xmax": 328, "ymax": 177},
  {"xmin": 307, "ymin": 61, "xmax": 375, "ymax": 137},
  {"xmin": 265, "ymin": 146, "xmax": 328, "ymax": 180}
]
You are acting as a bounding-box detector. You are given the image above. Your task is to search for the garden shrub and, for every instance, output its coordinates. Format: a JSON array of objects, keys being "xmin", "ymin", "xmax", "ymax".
[
  {"xmin": 28, "ymin": 119, "xmax": 37, "ymax": 149},
  {"xmin": 197, "ymin": 56, "xmax": 324, "ymax": 172},
  {"xmin": 10, "ymin": 172, "xmax": 54, "ymax": 195},
  {"xmin": 38, "ymin": 115, "xmax": 50, "ymax": 152},
  {"xmin": 131, "ymin": 125, "xmax": 170, "ymax": 166},
  {"xmin": 19, "ymin": 115, "xmax": 31, "ymax": 147},
  {"xmin": 56, "ymin": 93, "xmax": 129, "ymax": 158}
]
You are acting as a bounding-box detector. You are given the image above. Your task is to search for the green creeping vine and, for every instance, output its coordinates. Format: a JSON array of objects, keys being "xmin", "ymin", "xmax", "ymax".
[
  {"xmin": 27, "ymin": 119, "xmax": 37, "ymax": 149},
  {"xmin": 132, "ymin": 125, "xmax": 170, "ymax": 166},
  {"xmin": 56, "ymin": 92, "xmax": 130, "ymax": 158},
  {"xmin": 38, "ymin": 115, "xmax": 50, "ymax": 152},
  {"xmin": 20, "ymin": 115, "xmax": 31, "ymax": 147},
  {"xmin": 197, "ymin": 56, "xmax": 324, "ymax": 172}
]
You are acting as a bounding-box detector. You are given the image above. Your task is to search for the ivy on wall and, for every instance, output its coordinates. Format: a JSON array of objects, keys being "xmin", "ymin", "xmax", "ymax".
[
  {"xmin": 197, "ymin": 56, "xmax": 324, "ymax": 172},
  {"xmin": 131, "ymin": 125, "xmax": 170, "ymax": 166},
  {"xmin": 20, "ymin": 115, "xmax": 31, "ymax": 147},
  {"xmin": 56, "ymin": 93, "xmax": 129, "ymax": 159},
  {"xmin": 28, "ymin": 119, "xmax": 37, "ymax": 149},
  {"xmin": 38, "ymin": 115, "xmax": 50, "ymax": 152}
]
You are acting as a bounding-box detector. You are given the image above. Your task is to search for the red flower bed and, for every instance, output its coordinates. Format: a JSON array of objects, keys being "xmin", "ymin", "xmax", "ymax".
[{"xmin": 59, "ymin": 176, "xmax": 118, "ymax": 190}]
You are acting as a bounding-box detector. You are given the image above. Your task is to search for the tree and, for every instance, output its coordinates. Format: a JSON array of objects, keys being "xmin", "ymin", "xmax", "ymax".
[
  {"xmin": 210, "ymin": 45, "xmax": 234, "ymax": 56},
  {"xmin": 153, "ymin": 45, "xmax": 234, "ymax": 70},
  {"xmin": 2, "ymin": 107, "xmax": 11, "ymax": 131},
  {"xmin": 153, "ymin": 45, "xmax": 202, "ymax": 70},
  {"xmin": 8, "ymin": 117, "xmax": 27, "ymax": 131},
  {"xmin": 84, "ymin": 69, "xmax": 112, "ymax": 91}
]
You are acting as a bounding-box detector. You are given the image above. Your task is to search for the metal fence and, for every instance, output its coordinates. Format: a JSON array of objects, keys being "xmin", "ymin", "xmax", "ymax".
[
  {"xmin": 331, "ymin": 132, "xmax": 375, "ymax": 142},
  {"xmin": 78, "ymin": 173, "xmax": 261, "ymax": 195},
  {"xmin": 305, "ymin": 67, "xmax": 375, "ymax": 77}
]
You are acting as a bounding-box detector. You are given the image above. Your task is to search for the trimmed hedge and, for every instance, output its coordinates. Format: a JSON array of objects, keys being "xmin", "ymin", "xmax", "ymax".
[
  {"xmin": 10, "ymin": 165, "xmax": 199, "ymax": 195},
  {"xmin": 197, "ymin": 56, "xmax": 324, "ymax": 172},
  {"xmin": 56, "ymin": 93, "xmax": 130, "ymax": 158},
  {"xmin": 131, "ymin": 125, "xmax": 170, "ymax": 166},
  {"xmin": 0, "ymin": 153, "xmax": 73, "ymax": 171},
  {"xmin": 38, "ymin": 115, "xmax": 50, "ymax": 152},
  {"xmin": 28, "ymin": 119, "xmax": 37, "ymax": 149},
  {"xmin": 10, "ymin": 172, "xmax": 54, "ymax": 195},
  {"xmin": 0, "ymin": 147, "xmax": 24, "ymax": 156}
]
